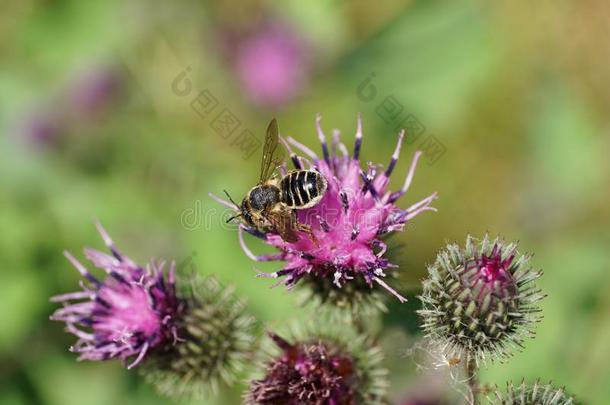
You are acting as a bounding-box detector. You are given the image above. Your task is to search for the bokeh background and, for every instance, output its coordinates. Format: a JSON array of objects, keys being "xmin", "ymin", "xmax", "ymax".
[{"xmin": 2, "ymin": 1, "xmax": 609, "ymax": 404}]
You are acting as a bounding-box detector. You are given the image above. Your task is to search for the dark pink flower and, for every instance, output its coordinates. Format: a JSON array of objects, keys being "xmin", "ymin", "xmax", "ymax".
[
  {"xmin": 476, "ymin": 243, "xmax": 514, "ymax": 285},
  {"xmin": 248, "ymin": 334, "xmax": 358, "ymax": 404},
  {"xmin": 214, "ymin": 114, "xmax": 437, "ymax": 303},
  {"xmin": 50, "ymin": 223, "xmax": 181, "ymax": 369},
  {"xmin": 246, "ymin": 328, "xmax": 387, "ymax": 405}
]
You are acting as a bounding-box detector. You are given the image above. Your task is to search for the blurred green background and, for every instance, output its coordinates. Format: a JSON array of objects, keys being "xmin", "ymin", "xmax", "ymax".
[{"xmin": 1, "ymin": 0, "xmax": 609, "ymax": 404}]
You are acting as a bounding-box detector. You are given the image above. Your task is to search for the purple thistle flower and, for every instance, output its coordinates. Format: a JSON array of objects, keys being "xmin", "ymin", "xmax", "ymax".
[
  {"xmin": 18, "ymin": 66, "xmax": 122, "ymax": 149},
  {"xmin": 248, "ymin": 334, "xmax": 359, "ymax": 404},
  {"xmin": 21, "ymin": 110, "xmax": 62, "ymax": 147},
  {"xmin": 233, "ymin": 21, "xmax": 310, "ymax": 107},
  {"xmin": 212, "ymin": 114, "xmax": 437, "ymax": 304},
  {"xmin": 142, "ymin": 274, "xmax": 259, "ymax": 398},
  {"xmin": 68, "ymin": 67, "xmax": 121, "ymax": 119},
  {"xmin": 246, "ymin": 325, "xmax": 387, "ymax": 404},
  {"xmin": 50, "ymin": 222, "xmax": 181, "ymax": 369}
]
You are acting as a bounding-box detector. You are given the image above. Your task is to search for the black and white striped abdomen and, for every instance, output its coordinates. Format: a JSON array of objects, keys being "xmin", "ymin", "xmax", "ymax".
[{"xmin": 280, "ymin": 170, "xmax": 327, "ymax": 209}]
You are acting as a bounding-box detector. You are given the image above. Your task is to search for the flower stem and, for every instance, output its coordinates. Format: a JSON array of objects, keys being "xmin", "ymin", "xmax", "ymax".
[{"xmin": 466, "ymin": 356, "xmax": 478, "ymax": 405}]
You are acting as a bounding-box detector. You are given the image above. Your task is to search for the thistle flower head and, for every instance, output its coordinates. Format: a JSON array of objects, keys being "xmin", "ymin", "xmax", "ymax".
[
  {"xmin": 20, "ymin": 66, "xmax": 120, "ymax": 148},
  {"xmin": 214, "ymin": 114, "xmax": 437, "ymax": 311},
  {"xmin": 51, "ymin": 224, "xmax": 258, "ymax": 397},
  {"xmin": 142, "ymin": 274, "xmax": 258, "ymax": 398},
  {"xmin": 69, "ymin": 67, "xmax": 121, "ymax": 118},
  {"xmin": 50, "ymin": 222, "xmax": 180, "ymax": 369},
  {"xmin": 246, "ymin": 324, "xmax": 387, "ymax": 404},
  {"xmin": 234, "ymin": 20, "xmax": 310, "ymax": 107},
  {"xmin": 490, "ymin": 380, "xmax": 577, "ymax": 405},
  {"xmin": 21, "ymin": 111, "xmax": 61, "ymax": 147},
  {"xmin": 418, "ymin": 235, "xmax": 545, "ymax": 365}
]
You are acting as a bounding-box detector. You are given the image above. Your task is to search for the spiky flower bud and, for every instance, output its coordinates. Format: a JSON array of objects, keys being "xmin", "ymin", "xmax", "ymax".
[
  {"xmin": 246, "ymin": 325, "xmax": 388, "ymax": 404},
  {"xmin": 489, "ymin": 380, "xmax": 577, "ymax": 405},
  {"xmin": 141, "ymin": 274, "xmax": 258, "ymax": 398},
  {"xmin": 418, "ymin": 235, "xmax": 545, "ymax": 365}
]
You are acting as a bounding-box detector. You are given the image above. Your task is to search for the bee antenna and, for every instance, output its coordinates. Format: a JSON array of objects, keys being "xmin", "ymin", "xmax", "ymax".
[
  {"xmin": 223, "ymin": 189, "xmax": 239, "ymax": 208},
  {"xmin": 226, "ymin": 214, "xmax": 241, "ymax": 224}
]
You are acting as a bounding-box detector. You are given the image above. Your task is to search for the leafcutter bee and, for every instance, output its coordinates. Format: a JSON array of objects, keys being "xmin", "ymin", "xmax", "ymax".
[{"xmin": 226, "ymin": 118, "xmax": 327, "ymax": 243}]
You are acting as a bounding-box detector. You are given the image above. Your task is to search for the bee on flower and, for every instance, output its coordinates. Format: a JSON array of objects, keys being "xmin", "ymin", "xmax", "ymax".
[{"xmin": 212, "ymin": 114, "xmax": 437, "ymax": 312}]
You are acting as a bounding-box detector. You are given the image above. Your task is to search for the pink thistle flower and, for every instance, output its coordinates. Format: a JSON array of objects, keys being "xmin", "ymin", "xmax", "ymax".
[
  {"xmin": 246, "ymin": 325, "xmax": 387, "ymax": 404},
  {"xmin": 213, "ymin": 114, "xmax": 437, "ymax": 304},
  {"xmin": 248, "ymin": 333, "xmax": 360, "ymax": 404},
  {"xmin": 50, "ymin": 223, "xmax": 181, "ymax": 369},
  {"xmin": 233, "ymin": 21, "xmax": 310, "ymax": 107},
  {"xmin": 67, "ymin": 67, "xmax": 121, "ymax": 119},
  {"xmin": 21, "ymin": 110, "xmax": 62, "ymax": 147},
  {"xmin": 477, "ymin": 244, "xmax": 515, "ymax": 284}
]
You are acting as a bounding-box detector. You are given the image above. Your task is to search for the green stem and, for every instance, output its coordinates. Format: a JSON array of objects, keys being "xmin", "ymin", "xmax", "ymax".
[{"xmin": 466, "ymin": 356, "xmax": 478, "ymax": 405}]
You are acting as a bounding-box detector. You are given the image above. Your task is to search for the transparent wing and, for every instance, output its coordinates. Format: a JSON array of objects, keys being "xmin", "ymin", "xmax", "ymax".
[
  {"xmin": 266, "ymin": 210, "xmax": 299, "ymax": 243},
  {"xmin": 259, "ymin": 118, "xmax": 284, "ymax": 182}
]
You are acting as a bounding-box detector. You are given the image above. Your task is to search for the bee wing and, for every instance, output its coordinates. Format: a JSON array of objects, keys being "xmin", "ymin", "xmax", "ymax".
[
  {"xmin": 259, "ymin": 118, "xmax": 285, "ymax": 182},
  {"xmin": 266, "ymin": 209, "xmax": 299, "ymax": 243}
]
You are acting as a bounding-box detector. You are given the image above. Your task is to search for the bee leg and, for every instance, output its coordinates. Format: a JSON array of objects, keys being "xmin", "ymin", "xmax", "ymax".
[{"xmin": 296, "ymin": 221, "xmax": 318, "ymax": 246}]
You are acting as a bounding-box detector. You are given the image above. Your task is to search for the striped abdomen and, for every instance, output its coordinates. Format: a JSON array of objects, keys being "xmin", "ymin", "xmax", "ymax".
[{"xmin": 280, "ymin": 170, "xmax": 327, "ymax": 209}]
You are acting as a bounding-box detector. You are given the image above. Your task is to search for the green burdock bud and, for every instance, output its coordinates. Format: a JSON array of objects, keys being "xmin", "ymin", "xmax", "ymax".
[
  {"xmin": 418, "ymin": 235, "xmax": 545, "ymax": 365},
  {"xmin": 245, "ymin": 323, "xmax": 388, "ymax": 404},
  {"xmin": 142, "ymin": 274, "xmax": 258, "ymax": 398},
  {"xmin": 489, "ymin": 380, "xmax": 577, "ymax": 405}
]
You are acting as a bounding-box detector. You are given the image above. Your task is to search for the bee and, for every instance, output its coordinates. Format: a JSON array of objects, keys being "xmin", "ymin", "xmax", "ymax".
[{"xmin": 226, "ymin": 118, "xmax": 327, "ymax": 243}]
